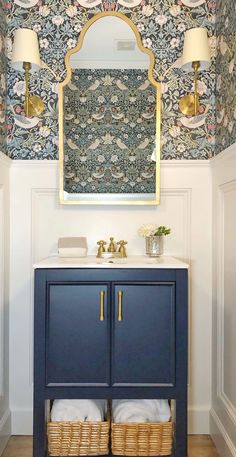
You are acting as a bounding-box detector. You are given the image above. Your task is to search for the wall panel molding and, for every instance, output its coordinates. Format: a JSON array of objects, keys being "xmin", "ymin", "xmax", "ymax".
[
  {"xmin": 0, "ymin": 186, "xmax": 4, "ymax": 397},
  {"xmin": 211, "ymin": 144, "xmax": 236, "ymax": 456},
  {"xmin": 210, "ymin": 408, "xmax": 236, "ymax": 457},
  {"xmin": 0, "ymin": 155, "xmax": 11, "ymax": 450},
  {"xmin": 217, "ymin": 180, "xmax": 236, "ymax": 425}
]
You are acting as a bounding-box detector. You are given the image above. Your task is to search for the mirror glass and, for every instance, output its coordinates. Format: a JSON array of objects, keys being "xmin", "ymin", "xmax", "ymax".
[{"xmin": 59, "ymin": 13, "xmax": 161, "ymax": 205}]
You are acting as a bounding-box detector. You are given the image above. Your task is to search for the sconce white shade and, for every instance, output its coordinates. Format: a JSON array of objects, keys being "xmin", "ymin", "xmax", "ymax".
[
  {"xmin": 11, "ymin": 28, "xmax": 41, "ymax": 72},
  {"xmin": 181, "ymin": 27, "xmax": 211, "ymax": 72}
]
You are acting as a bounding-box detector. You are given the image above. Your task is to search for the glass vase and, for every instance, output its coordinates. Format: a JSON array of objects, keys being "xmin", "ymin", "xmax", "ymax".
[{"xmin": 145, "ymin": 235, "xmax": 164, "ymax": 257}]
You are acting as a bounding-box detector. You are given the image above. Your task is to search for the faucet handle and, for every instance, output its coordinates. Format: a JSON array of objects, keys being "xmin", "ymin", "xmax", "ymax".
[
  {"xmin": 117, "ymin": 240, "xmax": 127, "ymax": 247},
  {"xmin": 97, "ymin": 240, "xmax": 107, "ymax": 251},
  {"xmin": 96, "ymin": 240, "xmax": 107, "ymax": 258},
  {"xmin": 117, "ymin": 240, "xmax": 128, "ymax": 258}
]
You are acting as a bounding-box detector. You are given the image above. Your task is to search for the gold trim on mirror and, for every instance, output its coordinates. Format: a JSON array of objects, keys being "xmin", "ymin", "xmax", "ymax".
[{"xmin": 58, "ymin": 11, "xmax": 161, "ymax": 205}]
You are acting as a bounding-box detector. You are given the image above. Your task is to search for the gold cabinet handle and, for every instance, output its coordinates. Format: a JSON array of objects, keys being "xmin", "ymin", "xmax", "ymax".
[
  {"xmin": 100, "ymin": 290, "xmax": 105, "ymax": 321},
  {"xmin": 118, "ymin": 290, "xmax": 123, "ymax": 321}
]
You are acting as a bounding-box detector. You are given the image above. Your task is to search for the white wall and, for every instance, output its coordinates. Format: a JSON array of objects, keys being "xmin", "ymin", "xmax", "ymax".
[
  {"xmin": 9, "ymin": 159, "xmax": 212, "ymax": 435},
  {"xmin": 0, "ymin": 152, "xmax": 11, "ymax": 454},
  {"xmin": 210, "ymin": 144, "xmax": 236, "ymax": 457}
]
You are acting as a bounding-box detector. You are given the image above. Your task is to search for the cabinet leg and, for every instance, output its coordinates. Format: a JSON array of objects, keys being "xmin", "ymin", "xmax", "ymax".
[
  {"xmin": 33, "ymin": 399, "xmax": 47, "ymax": 457},
  {"xmin": 174, "ymin": 398, "xmax": 187, "ymax": 457}
]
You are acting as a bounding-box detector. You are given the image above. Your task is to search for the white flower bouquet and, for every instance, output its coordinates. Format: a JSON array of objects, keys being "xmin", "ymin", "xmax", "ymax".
[{"xmin": 138, "ymin": 224, "xmax": 171, "ymax": 237}]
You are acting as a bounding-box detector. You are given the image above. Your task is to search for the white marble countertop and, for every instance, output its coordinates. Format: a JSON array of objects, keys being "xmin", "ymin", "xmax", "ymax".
[{"xmin": 33, "ymin": 255, "xmax": 189, "ymax": 269}]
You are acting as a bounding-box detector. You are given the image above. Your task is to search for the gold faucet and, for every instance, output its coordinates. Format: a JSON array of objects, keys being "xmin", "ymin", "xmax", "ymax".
[
  {"xmin": 96, "ymin": 240, "xmax": 107, "ymax": 258},
  {"xmin": 108, "ymin": 237, "xmax": 116, "ymax": 253},
  {"xmin": 117, "ymin": 240, "xmax": 128, "ymax": 258}
]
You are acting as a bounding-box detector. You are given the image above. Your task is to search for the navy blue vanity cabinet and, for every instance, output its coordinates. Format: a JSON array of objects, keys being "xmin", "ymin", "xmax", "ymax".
[
  {"xmin": 46, "ymin": 283, "xmax": 110, "ymax": 386},
  {"xmin": 112, "ymin": 283, "xmax": 175, "ymax": 386},
  {"xmin": 33, "ymin": 266, "xmax": 188, "ymax": 457}
]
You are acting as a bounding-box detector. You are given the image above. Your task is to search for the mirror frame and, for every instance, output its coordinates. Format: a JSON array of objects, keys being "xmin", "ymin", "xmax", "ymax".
[{"xmin": 58, "ymin": 11, "xmax": 161, "ymax": 205}]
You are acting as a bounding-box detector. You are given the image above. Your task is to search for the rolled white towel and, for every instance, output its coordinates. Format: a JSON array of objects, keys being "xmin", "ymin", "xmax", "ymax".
[
  {"xmin": 112, "ymin": 399, "xmax": 171, "ymax": 423},
  {"xmin": 51, "ymin": 399, "xmax": 106, "ymax": 422}
]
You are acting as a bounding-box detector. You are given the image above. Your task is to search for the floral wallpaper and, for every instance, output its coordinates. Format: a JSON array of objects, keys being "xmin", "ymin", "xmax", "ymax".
[
  {"xmin": 64, "ymin": 69, "xmax": 156, "ymax": 194},
  {"xmin": 215, "ymin": 0, "xmax": 236, "ymax": 154},
  {"xmin": 5, "ymin": 0, "xmax": 216, "ymax": 160},
  {"xmin": 0, "ymin": 1, "xmax": 7, "ymax": 154}
]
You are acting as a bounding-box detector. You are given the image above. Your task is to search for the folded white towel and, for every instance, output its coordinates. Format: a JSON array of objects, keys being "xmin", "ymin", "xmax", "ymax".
[
  {"xmin": 51, "ymin": 399, "xmax": 106, "ymax": 422},
  {"xmin": 58, "ymin": 237, "xmax": 88, "ymax": 258},
  {"xmin": 58, "ymin": 247, "xmax": 87, "ymax": 258},
  {"xmin": 112, "ymin": 399, "xmax": 170, "ymax": 423}
]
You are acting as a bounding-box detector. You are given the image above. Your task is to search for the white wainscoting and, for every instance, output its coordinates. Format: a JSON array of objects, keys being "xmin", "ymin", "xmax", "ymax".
[
  {"xmin": 210, "ymin": 143, "xmax": 236, "ymax": 457},
  {"xmin": 0, "ymin": 152, "xmax": 11, "ymax": 454},
  {"xmin": 9, "ymin": 159, "xmax": 212, "ymax": 435}
]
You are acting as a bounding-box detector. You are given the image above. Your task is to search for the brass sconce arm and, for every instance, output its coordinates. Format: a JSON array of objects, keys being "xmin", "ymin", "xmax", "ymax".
[
  {"xmin": 22, "ymin": 61, "xmax": 44, "ymax": 117},
  {"xmin": 193, "ymin": 60, "xmax": 200, "ymax": 116},
  {"xmin": 179, "ymin": 60, "xmax": 200, "ymax": 117}
]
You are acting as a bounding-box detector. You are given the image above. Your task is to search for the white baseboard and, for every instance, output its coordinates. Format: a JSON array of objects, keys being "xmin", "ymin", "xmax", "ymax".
[
  {"xmin": 0, "ymin": 408, "xmax": 11, "ymax": 455},
  {"xmin": 11, "ymin": 409, "xmax": 32, "ymax": 435},
  {"xmin": 210, "ymin": 408, "xmax": 236, "ymax": 457},
  {"xmin": 188, "ymin": 406, "xmax": 210, "ymax": 434}
]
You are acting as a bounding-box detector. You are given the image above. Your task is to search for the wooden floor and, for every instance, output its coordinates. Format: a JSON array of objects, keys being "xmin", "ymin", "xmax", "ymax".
[{"xmin": 2, "ymin": 435, "xmax": 219, "ymax": 457}]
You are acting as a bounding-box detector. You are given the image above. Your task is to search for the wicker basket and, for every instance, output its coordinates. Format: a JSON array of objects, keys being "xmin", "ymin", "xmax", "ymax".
[
  {"xmin": 47, "ymin": 418, "xmax": 110, "ymax": 456},
  {"xmin": 111, "ymin": 421, "xmax": 173, "ymax": 456}
]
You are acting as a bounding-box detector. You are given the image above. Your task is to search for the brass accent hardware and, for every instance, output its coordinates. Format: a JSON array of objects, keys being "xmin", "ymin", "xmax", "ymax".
[
  {"xmin": 179, "ymin": 61, "xmax": 200, "ymax": 117},
  {"xmin": 117, "ymin": 240, "xmax": 127, "ymax": 258},
  {"xmin": 100, "ymin": 290, "xmax": 105, "ymax": 321},
  {"xmin": 23, "ymin": 61, "xmax": 45, "ymax": 117},
  {"xmin": 118, "ymin": 290, "xmax": 123, "ymax": 321},
  {"xmin": 97, "ymin": 240, "xmax": 107, "ymax": 258},
  {"xmin": 108, "ymin": 237, "xmax": 116, "ymax": 253}
]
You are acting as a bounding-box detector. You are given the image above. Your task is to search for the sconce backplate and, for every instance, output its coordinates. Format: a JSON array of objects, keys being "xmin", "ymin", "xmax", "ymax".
[
  {"xmin": 179, "ymin": 94, "xmax": 199, "ymax": 117},
  {"xmin": 24, "ymin": 95, "xmax": 45, "ymax": 117}
]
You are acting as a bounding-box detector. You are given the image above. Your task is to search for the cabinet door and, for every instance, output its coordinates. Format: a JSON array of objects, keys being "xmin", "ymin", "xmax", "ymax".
[
  {"xmin": 112, "ymin": 283, "xmax": 175, "ymax": 386},
  {"xmin": 46, "ymin": 283, "xmax": 110, "ymax": 386}
]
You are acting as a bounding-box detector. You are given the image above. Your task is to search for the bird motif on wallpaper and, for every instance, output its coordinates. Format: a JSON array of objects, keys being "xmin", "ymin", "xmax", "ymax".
[
  {"xmin": 180, "ymin": 105, "xmax": 210, "ymax": 129},
  {"xmin": 116, "ymin": 138, "xmax": 128, "ymax": 150},
  {"xmin": 116, "ymin": 80, "xmax": 129, "ymax": 91},
  {"xmin": 181, "ymin": 0, "xmax": 206, "ymax": 6},
  {"xmin": 14, "ymin": 113, "xmax": 40, "ymax": 129},
  {"xmin": 142, "ymin": 113, "xmax": 154, "ymax": 120},
  {"xmin": 87, "ymin": 80, "xmax": 101, "ymax": 92},
  {"xmin": 92, "ymin": 112, "xmax": 105, "ymax": 120},
  {"xmin": 137, "ymin": 80, "xmax": 150, "ymax": 91},
  {"xmin": 137, "ymin": 138, "xmax": 150, "ymax": 149},
  {"xmin": 141, "ymin": 171, "xmax": 154, "ymax": 179},
  {"xmin": 111, "ymin": 112, "xmax": 124, "ymax": 120},
  {"xmin": 88, "ymin": 139, "xmax": 101, "ymax": 150},
  {"xmin": 67, "ymin": 139, "xmax": 78, "ymax": 150},
  {"xmin": 78, "ymin": 0, "xmax": 142, "ymax": 10},
  {"xmin": 65, "ymin": 114, "xmax": 75, "ymax": 121},
  {"xmin": 14, "ymin": 0, "xmax": 39, "ymax": 7},
  {"xmin": 111, "ymin": 169, "xmax": 125, "ymax": 179},
  {"xmin": 68, "ymin": 82, "xmax": 79, "ymax": 92},
  {"xmin": 92, "ymin": 169, "xmax": 105, "ymax": 179},
  {"xmin": 65, "ymin": 171, "xmax": 76, "ymax": 179}
]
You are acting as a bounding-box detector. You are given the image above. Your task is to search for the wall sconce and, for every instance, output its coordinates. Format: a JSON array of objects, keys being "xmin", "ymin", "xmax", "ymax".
[
  {"xmin": 11, "ymin": 28, "xmax": 45, "ymax": 117},
  {"xmin": 179, "ymin": 27, "xmax": 211, "ymax": 116}
]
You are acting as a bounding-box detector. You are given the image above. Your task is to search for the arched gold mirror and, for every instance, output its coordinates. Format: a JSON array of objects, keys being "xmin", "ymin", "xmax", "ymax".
[{"xmin": 59, "ymin": 12, "xmax": 161, "ymax": 205}]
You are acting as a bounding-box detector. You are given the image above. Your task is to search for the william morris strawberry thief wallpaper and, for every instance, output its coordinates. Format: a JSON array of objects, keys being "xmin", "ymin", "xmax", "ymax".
[{"xmin": 0, "ymin": 0, "xmax": 235, "ymax": 159}]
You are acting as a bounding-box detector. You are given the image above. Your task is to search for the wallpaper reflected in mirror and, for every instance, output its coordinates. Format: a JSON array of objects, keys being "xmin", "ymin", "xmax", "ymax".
[{"xmin": 59, "ymin": 13, "xmax": 161, "ymax": 204}]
